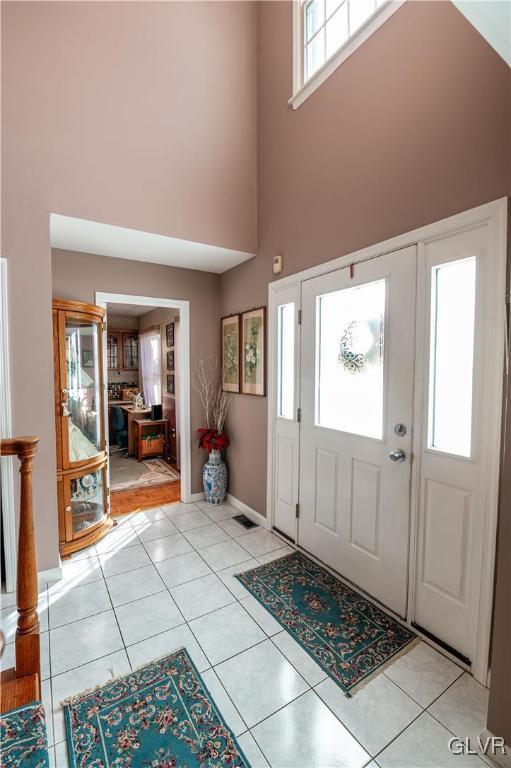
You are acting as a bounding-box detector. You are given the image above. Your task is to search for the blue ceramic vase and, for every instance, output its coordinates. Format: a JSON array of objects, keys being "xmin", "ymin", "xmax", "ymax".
[{"xmin": 203, "ymin": 449, "xmax": 227, "ymax": 504}]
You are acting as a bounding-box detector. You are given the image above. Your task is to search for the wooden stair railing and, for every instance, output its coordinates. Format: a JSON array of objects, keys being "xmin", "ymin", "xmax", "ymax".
[{"xmin": 0, "ymin": 436, "xmax": 41, "ymax": 713}]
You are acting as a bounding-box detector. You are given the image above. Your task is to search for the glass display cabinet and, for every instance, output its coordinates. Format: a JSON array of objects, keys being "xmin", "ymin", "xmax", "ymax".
[{"xmin": 53, "ymin": 299, "xmax": 113, "ymax": 557}]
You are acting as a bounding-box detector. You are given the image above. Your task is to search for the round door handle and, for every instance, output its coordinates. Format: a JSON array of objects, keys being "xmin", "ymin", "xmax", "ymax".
[{"xmin": 389, "ymin": 449, "xmax": 406, "ymax": 462}]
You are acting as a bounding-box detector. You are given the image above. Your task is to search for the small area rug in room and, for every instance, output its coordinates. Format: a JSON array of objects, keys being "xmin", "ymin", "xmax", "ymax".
[
  {"xmin": 63, "ymin": 649, "xmax": 250, "ymax": 768},
  {"xmin": 0, "ymin": 701, "xmax": 50, "ymax": 767},
  {"xmin": 236, "ymin": 551, "xmax": 415, "ymax": 695},
  {"xmin": 110, "ymin": 454, "xmax": 180, "ymax": 491}
]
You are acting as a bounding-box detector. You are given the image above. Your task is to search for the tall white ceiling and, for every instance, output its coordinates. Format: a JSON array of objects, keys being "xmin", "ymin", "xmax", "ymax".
[{"xmin": 50, "ymin": 214, "xmax": 255, "ymax": 274}]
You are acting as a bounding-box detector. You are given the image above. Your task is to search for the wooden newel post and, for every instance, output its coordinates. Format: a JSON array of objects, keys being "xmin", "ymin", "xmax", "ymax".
[{"xmin": 1, "ymin": 436, "xmax": 41, "ymax": 681}]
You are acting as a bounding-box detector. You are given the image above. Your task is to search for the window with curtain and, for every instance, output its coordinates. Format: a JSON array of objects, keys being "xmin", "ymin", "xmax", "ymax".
[{"xmin": 139, "ymin": 327, "xmax": 162, "ymax": 406}]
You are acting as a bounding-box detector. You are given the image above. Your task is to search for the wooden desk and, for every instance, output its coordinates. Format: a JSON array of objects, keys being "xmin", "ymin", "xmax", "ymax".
[
  {"xmin": 117, "ymin": 404, "xmax": 151, "ymax": 456},
  {"xmin": 134, "ymin": 418, "xmax": 169, "ymax": 461}
]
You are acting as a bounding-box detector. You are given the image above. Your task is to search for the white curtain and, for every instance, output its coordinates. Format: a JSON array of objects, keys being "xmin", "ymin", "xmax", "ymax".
[{"xmin": 139, "ymin": 328, "xmax": 162, "ymax": 406}]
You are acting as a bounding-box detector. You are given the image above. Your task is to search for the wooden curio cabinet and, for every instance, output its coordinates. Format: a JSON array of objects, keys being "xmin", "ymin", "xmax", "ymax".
[{"xmin": 52, "ymin": 299, "xmax": 113, "ymax": 557}]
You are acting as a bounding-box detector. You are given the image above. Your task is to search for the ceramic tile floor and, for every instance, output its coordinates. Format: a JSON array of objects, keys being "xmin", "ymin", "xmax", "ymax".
[{"xmin": 1, "ymin": 501, "xmax": 492, "ymax": 768}]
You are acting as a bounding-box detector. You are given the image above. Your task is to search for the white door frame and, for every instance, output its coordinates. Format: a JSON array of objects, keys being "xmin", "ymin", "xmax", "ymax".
[
  {"xmin": 0, "ymin": 258, "xmax": 17, "ymax": 593},
  {"xmin": 267, "ymin": 197, "xmax": 508, "ymax": 684},
  {"xmin": 95, "ymin": 292, "xmax": 192, "ymax": 504}
]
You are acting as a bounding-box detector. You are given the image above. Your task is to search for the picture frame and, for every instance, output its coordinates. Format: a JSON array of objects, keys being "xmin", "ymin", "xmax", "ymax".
[
  {"xmin": 221, "ymin": 314, "xmax": 240, "ymax": 393},
  {"xmin": 167, "ymin": 350, "xmax": 174, "ymax": 371},
  {"xmin": 81, "ymin": 349, "xmax": 94, "ymax": 368},
  {"xmin": 166, "ymin": 374, "xmax": 175, "ymax": 395},
  {"xmin": 241, "ymin": 307, "xmax": 266, "ymax": 396},
  {"xmin": 166, "ymin": 322, "xmax": 174, "ymax": 348}
]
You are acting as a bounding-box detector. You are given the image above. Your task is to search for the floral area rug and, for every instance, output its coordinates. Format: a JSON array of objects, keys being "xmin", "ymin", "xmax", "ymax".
[
  {"xmin": 110, "ymin": 453, "xmax": 180, "ymax": 491},
  {"xmin": 63, "ymin": 648, "xmax": 250, "ymax": 768},
  {"xmin": 0, "ymin": 701, "xmax": 50, "ymax": 767},
  {"xmin": 236, "ymin": 551, "xmax": 415, "ymax": 695}
]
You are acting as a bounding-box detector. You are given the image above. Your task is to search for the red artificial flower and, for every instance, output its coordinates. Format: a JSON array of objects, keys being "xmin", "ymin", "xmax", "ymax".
[{"xmin": 197, "ymin": 428, "xmax": 230, "ymax": 453}]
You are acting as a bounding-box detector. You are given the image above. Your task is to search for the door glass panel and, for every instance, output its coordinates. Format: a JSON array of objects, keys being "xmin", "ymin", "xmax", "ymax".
[
  {"xmin": 65, "ymin": 319, "xmax": 102, "ymax": 461},
  {"xmin": 278, "ymin": 303, "xmax": 295, "ymax": 419},
  {"xmin": 315, "ymin": 279, "xmax": 385, "ymax": 438},
  {"xmin": 428, "ymin": 256, "xmax": 476, "ymax": 457},
  {"xmin": 70, "ymin": 467, "xmax": 105, "ymax": 534}
]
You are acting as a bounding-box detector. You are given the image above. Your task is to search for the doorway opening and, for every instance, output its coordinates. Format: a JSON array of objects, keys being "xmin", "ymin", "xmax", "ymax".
[
  {"xmin": 104, "ymin": 301, "xmax": 180, "ymax": 511},
  {"xmin": 96, "ymin": 292, "xmax": 191, "ymax": 515}
]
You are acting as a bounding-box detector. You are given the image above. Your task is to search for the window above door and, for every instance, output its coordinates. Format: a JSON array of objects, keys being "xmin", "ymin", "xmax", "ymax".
[{"xmin": 290, "ymin": 0, "xmax": 405, "ymax": 109}]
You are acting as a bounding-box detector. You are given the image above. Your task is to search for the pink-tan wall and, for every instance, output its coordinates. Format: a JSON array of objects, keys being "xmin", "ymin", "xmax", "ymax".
[
  {"xmin": 52, "ymin": 248, "xmax": 220, "ymax": 501},
  {"xmin": 220, "ymin": 0, "xmax": 511, "ymax": 515},
  {"xmin": 2, "ymin": 1, "xmax": 257, "ymax": 571},
  {"xmin": 218, "ymin": 0, "xmax": 511, "ymax": 743}
]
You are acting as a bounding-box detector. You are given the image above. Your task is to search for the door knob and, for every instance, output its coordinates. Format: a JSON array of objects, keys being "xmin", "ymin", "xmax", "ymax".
[{"xmin": 389, "ymin": 449, "xmax": 406, "ymax": 462}]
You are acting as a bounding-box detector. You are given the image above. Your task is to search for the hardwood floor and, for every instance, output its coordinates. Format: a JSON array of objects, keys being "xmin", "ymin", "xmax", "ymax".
[{"xmin": 111, "ymin": 480, "xmax": 181, "ymax": 516}]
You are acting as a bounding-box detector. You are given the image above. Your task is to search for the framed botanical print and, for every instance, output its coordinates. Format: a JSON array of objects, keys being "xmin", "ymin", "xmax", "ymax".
[
  {"xmin": 166, "ymin": 322, "xmax": 174, "ymax": 348},
  {"xmin": 167, "ymin": 350, "xmax": 174, "ymax": 371},
  {"xmin": 167, "ymin": 374, "xmax": 175, "ymax": 395},
  {"xmin": 221, "ymin": 314, "xmax": 240, "ymax": 393},
  {"xmin": 241, "ymin": 307, "xmax": 265, "ymax": 396}
]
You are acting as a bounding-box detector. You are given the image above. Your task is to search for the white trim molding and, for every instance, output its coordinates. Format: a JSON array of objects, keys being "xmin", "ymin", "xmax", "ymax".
[
  {"xmin": 0, "ymin": 258, "xmax": 17, "ymax": 594},
  {"xmin": 95, "ymin": 292, "xmax": 192, "ymax": 504},
  {"xmin": 290, "ymin": 0, "xmax": 405, "ymax": 110},
  {"xmin": 267, "ymin": 197, "xmax": 508, "ymax": 685},
  {"xmin": 227, "ymin": 494, "xmax": 271, "ymax": 530}
]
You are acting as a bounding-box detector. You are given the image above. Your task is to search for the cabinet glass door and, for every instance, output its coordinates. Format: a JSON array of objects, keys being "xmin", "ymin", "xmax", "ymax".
[
  {"xmin": 64, "ymin": 315, "xmax": 103, "ymax": 464},
  {"xmin": 107, "ymin": 333, "xmax": 120, "ymax": 370},
  {"xmin": 66, "ymin": 463, "xmax": 107, "ymax": 538},
  {"xmin": 123, "ymin": 333, "xmax": 139, "ymax": 370}
]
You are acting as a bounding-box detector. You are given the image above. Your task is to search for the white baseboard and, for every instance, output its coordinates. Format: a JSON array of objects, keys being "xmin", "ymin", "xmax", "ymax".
[
  {"xmin": 226, "ymin": 494, "xmax": 270, "ymax": 530},
  {"xmin": 188, "ymin": 491, "xmax": 205, "ymax": 503},
  {"xmin": 479, "ymin": 730, "xmax": 510, "ymax": 768},
  {"xmin": 39, "ymin": 565, "xmax": 62, "ymax": 586}
]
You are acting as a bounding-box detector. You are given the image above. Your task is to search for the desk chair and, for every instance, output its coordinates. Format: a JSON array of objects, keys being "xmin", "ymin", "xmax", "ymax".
[{"xmin": 111, "ymin": 406, "xmax": 128, "ymax": 453}]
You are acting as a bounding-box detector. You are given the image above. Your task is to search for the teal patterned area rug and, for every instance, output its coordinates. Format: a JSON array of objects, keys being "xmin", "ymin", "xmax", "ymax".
[
  {"xmin": 64, "ymin": 648, "xmax": 250, "ymax": 767},
  {"xmin": 236, "ymin": 551, "xmax": 415, "ymax": 695},
  {"xmin": 0, "ymin": 700, "xmax": 50, "ymax": 767}
]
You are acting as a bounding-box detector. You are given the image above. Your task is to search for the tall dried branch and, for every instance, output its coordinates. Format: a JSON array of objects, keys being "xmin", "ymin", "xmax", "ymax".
[{"xmin": 194, "ymin": 349, "xmax": 231, "ymax": 431}]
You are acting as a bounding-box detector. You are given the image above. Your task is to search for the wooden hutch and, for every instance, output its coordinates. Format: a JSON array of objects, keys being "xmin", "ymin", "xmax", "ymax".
[{"xmin": 52, "ymin": 299, "xmax": 113, "ymax": 557}]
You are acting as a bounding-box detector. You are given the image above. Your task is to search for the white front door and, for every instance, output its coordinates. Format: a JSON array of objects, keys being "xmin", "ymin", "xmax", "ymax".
[{"xmin": 298, "ymin": 246, "xmax": 417, "ymax": 617}]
